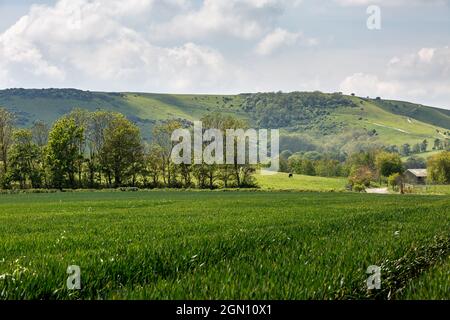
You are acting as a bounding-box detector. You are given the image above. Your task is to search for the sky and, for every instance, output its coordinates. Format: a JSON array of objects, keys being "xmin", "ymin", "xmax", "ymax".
[{"xmin": 0, "ymin": 0, "xmax": 449, "ymax": 109}]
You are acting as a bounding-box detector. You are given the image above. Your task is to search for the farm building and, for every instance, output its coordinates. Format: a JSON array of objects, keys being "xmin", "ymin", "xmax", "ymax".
[{"xmin": 404, "ymin": 169, "xmax": 428, "ymax": 185}]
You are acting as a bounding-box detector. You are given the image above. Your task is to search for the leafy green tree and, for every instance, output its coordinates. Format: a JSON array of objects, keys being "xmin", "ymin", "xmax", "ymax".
[
  {"xmin": 412, "ymin": 143, "xmax": 421, "ymax": 154},
  {"xmin": 433, "ymin": 138, "xmax": 443, "ymax": 150},
  {"xmin": 303, "ymin": 151, "xmax": 323, "ymax": 161},
  {"xmin": 279, "ymin": 150, "xmax": 292, "ymax": 173},
  {"xmin": 144, "ymin": 144, "xmax": 163, "ymax": 188},
  {"xmin": 349, "ymin": 165, "xmax": 375, "ymax": 188},
  {"xmin": 100, "ymin": 114, "xmax": 143, "ymax": 187},
  {"xmin": 388, "ymin": 173, "xmax": 404, "ymax": 193},
  {"xmin": 30, "ymin": 120, "xmax": 50, "ymax": 187},
  {"xmin": 241, "ymin": 91, "xmax": 356, "ymax": 128},
  {"xmin": 345, "ymin": 150, "xmax": 378, "ymax": 171},
  {"xmin": 199, "ymin": 113, "xmax": 257, "ymax": 188},
  {"xmin": 0, "ymin": 108, "xmax": 14, "ymax": 176},
  {"xmin": 152, "ymin": 120, "xmax": 183, "ymax": 186},
  {"xmin": 87, "ymin": 111, "xmax": 116, "ymax": 186},
  {"xmin": 315, "ymin": 159, "xmax": 342, "ymax": 177},
  {"xmin": 427, "ymin": 151, "xmax": 450, "ymax": 184},
  {"xmin": 404, "ymin": 156, "xmax": 426, "ymax": 169},
  {"xmin": 46, "ymin": 117, "xmax": 84, "ymax": 189},
  {"xmin": 193, "ymin": 164, "xmax": 208, "ymax": 189},
  {"xmin": 31, "ymin": 120, "xmax": 49, "ymax": 147},
  {"xmin": 217, "ymin": 164, "xmax": 234, "ymax": 188},
  {"xmin": 375, "ymin": 151, "xmax": 403, "ymax": 179},
  {"xmin": 287, "ymin": 154, "xmax": 303, "ymax": 174},
  {"xmin": 385, "ymin": 145, "xmax": 399, "ymax": 154},
  {"xmin": 179, "ymin": 162, "xmax": 193, "ymax": 188},
  {"xmin": 280, "ymin": 135, "xmax": 316, "ymax": 153},
  {"xmin": 400, "ymin": 143, "xmax": 411, "ymax": 156},
  {"xmin": 67, "ymin": 109, "xmax": 90, "ymax": 185},
  {"xmin": 420, "ymin": 140, "xmax": 428, "ymax": 153},
  {"xmin": 223, "ymin": 116, "xmax": 257, "ymax": 187},
  {"xmin": 7, "ymin": 129, "xmax": 42, "ymax": 188},
  {"xmin": 302, "ymin": 159, "xmax": 316, "ymax": 176}
]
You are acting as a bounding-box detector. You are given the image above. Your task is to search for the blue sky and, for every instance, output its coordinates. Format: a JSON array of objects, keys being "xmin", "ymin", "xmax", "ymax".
[{"xmin": 0, "ymin": 0, "xmax": 449, "ymax": 109}]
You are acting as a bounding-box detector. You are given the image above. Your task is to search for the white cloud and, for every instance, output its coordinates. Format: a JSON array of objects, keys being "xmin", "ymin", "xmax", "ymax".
[
  {"xmin": 1, "ymin": 0, "xmax": 448, "ymax": 110},
  {"xmin": 0, "ymin": 0, "xmax": 314, "ymax": 93},
  {"xmin": 417, "ymin": 48, "xmax": 436, "ymax": 63},
  {"xmin": 255, "ymin": 28, "xmax": 317, "ymax": 56},
  {"xmin": 387, "ymin": 47, "xmax": 450, "ymax": 80},
  {"xmin": 0, "ymin": 68, "xmax": 11, "ymax": 88},
  {"xmin": 340, "ymin": 47, "xmax": 450, "ymax": 107},
  {"xmin": 0, "ymin": 0, "xmax": 243, "ymax": 92},
  {"xmin": 0, "ymin": 13, "xmax": 66, "ymax": 81},
  {"xmin": 340, "ymin": 73, "xmax": 400, "ymax": 97},
  {"xmin": 150, "ymin": 0, "xmax": 302, "ymax": 41}
]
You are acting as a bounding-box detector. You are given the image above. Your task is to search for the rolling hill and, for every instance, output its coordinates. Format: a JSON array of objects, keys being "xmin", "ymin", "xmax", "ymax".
[{"xmin": 0, "ymin": 88, "xmax": 449, "ymax": 153}]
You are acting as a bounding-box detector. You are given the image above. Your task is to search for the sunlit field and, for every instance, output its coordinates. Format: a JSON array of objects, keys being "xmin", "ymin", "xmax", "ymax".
[
  {"xmin": 0, "ymin": 191, "xmax": 449, "ymax": 300},
  {"xmin": 256, "ymin": 173, "xmax": 347, "ymax": 192}
]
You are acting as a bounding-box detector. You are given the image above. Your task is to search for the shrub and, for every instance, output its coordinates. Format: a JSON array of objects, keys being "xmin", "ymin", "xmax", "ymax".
[
  {"xmin": 427, "ymin": 151, "xmax": 450, "ymax": 184},
  {"xmin": 353, "ymin": 184, "xmax": 366, "ymax": 193},
  {"xmin": 388, "ymin": 173, "xmax": 402, "ymax": 191},
  {"xmin": 349, "ymin": 165, "xmax": 375, "ymax": 187}
]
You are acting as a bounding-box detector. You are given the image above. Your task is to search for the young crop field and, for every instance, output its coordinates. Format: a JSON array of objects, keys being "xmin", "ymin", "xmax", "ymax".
[
  {"xmin": 400, "ymin": 257, "xmax": 450, "ymax": 300},
  {"xmin": 0, "ymin": 191, "xmax": 449, "ymax": 300}
]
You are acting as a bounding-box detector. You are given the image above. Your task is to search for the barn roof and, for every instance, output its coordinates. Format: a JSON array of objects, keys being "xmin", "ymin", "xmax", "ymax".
[{"xmin": 406, "ymin": 169, "xmax": 428, "ymax": 177}]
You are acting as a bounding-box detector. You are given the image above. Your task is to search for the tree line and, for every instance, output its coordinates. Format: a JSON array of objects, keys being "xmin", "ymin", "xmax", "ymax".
[
  {"xmin": 278, "ymin": 147, "xmax": 450, "ymax": 190},
  {"xmin": 0, "ymin": 108, "xmax": 256, "ymax": 190},
  {"xmin": 1, "ymin": 106, "xmax": 449, "ymax": 191}
]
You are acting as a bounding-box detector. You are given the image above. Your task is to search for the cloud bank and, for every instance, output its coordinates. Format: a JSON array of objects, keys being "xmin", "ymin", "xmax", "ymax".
[
  {"xmin": 0, "ymin": 0, "xmax": 449, "ymax": 109},
  {"xmin": 340, "ymin": 47, "xmax": 450, "ymax": 108}
]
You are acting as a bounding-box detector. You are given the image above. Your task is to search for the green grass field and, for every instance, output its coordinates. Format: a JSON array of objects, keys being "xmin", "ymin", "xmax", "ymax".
[
  {"xmin": 401, "ymin": 257, "xmax": 450, "ymax": 300},
  {"xmin": 0, "ymin": 191, "xmax": 448, "ymax": 300},
  {"xmin": 256, "ymin": 172, "xmax": 347, "ymax": 192},
  {"xmin": 407, "ymin": 185, "xmax": 450, "ymax": 195}
]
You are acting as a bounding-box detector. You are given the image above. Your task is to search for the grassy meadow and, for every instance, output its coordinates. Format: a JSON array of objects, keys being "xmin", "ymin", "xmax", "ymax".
[
  {"xmin": 256, "ymin": 172, "xmax": 347, "ymax": 192},
  {"xmin": 332, "ymin": 98, "xmax": 447, "ymax": 146},
  {"xmin": 0, "ymin": 191, "xmax": 449, "ymax": 300},
  {"xmin": 407, "ymin": 185, "xmax": 450, "ymax": 195}
]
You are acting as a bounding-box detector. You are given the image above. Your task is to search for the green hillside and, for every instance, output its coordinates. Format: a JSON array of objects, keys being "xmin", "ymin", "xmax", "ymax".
[
  {"xmin": 0, "ymin": 88, "xmax": 448, "ymax": 150},
  {"xmin": 329, "ymin": 97, "xmax": 449, "ymax": 146},
  {"xmin": 376, "ymin": 99, "xmax": 450, "ymax": 130}
]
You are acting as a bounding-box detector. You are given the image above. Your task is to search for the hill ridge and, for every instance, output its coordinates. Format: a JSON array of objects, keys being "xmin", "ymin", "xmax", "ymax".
[{"xmin": 0, "ymin": 88, "xmax": 449, "ymax": 152}]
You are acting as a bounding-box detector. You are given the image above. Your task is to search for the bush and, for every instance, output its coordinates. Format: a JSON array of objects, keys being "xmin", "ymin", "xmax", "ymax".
[
  {"xmin": 349, "ymin": 165, "xmax": 375, "ymax": 187},
  {"xmin": 388, "ymin": 173, "xmax": 402, "ymax": 191},
  {"xmin": 427, "ymin": 151, "xmax": 450, "ymax": 184},
  {"xmin": 353, "ymin": 184, "xmax": 366, "ymax": 193}
]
